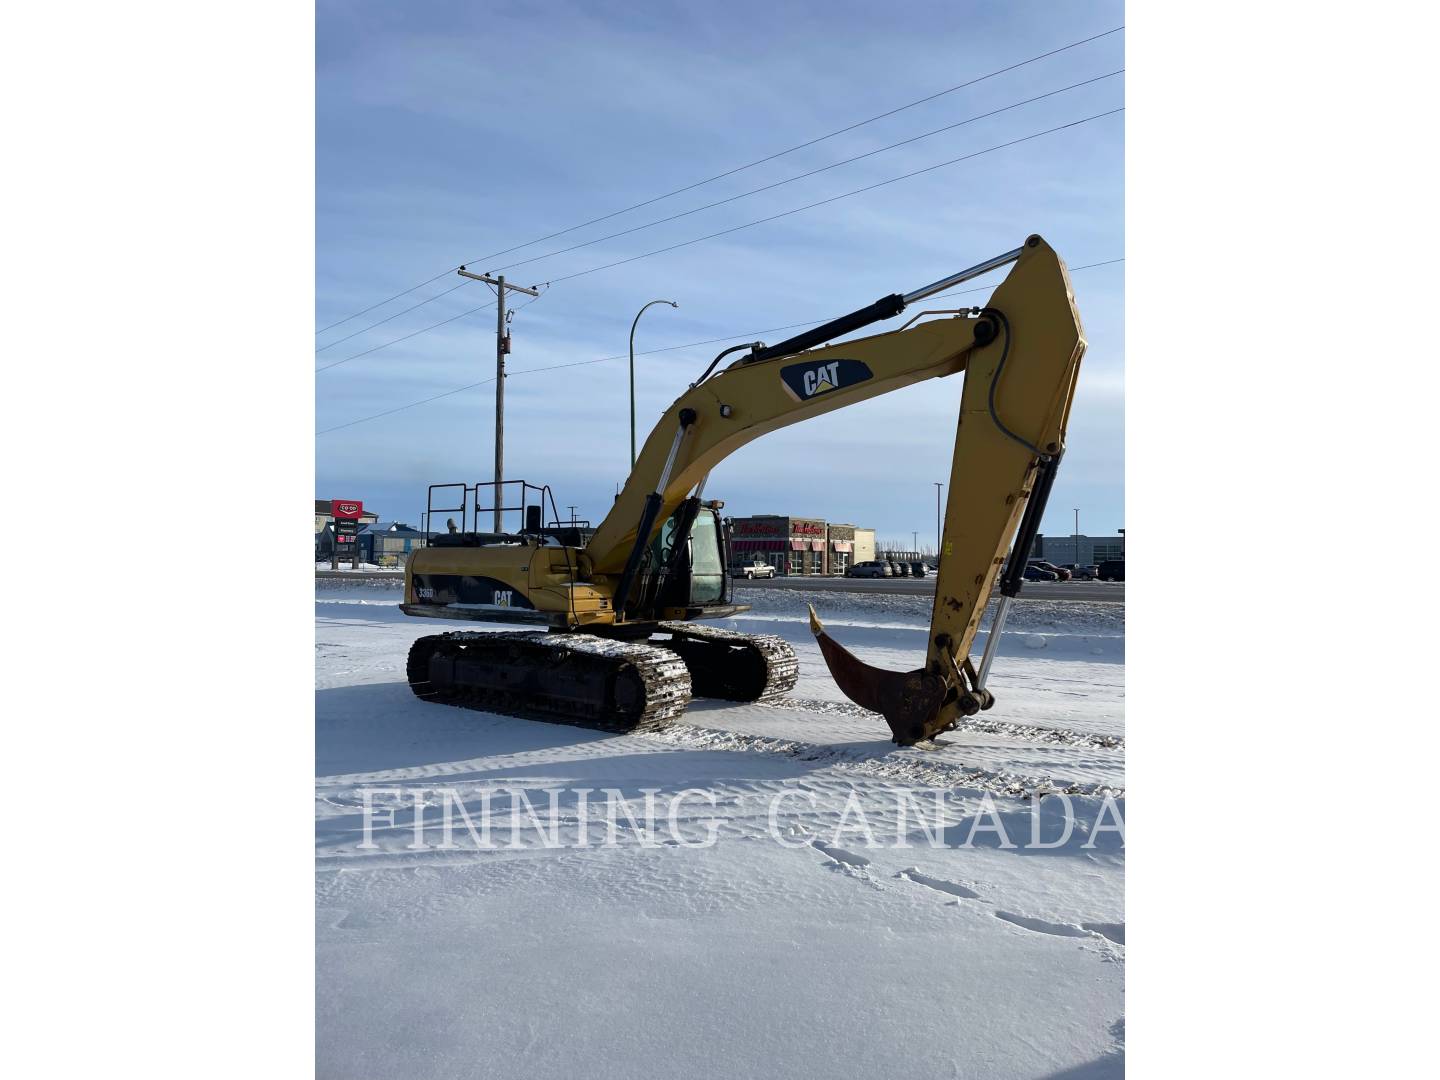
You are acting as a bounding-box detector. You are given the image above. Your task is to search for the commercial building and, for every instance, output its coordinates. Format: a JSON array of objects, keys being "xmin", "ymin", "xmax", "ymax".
[
  {"xmin": 726, "ymin": 518, "xmax": 1116, "ymax": 574},
  {"xmin": 853, "ymin": 528, "xmax": 876, "ymax": 565},
  {"xmin": 825, "ymin": 523, "xmax": 856, "ymax": 576},
  {"xmin": 314, "ymin": 499, "xmax": 378, "ymax": 535},
  {"xmin": 316, "ymin": 517, "xmax": 432, "ymax": 565},
  {"xmin": 728, "ymin": 515, "xmax": 877, "ymax": 575},
  {"xmin": 1030, "ymin": 533, "xmax": 1125, "ymax": 566},
  {"xmin": 359, "ymin": 522, "xmax": 431, "ymax": 567}
]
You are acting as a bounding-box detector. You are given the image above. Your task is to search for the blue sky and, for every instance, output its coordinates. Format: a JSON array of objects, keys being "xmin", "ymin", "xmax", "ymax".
[{"xmin": 316, "ymin": 0, "xmax": 1124, "ymax": 546}]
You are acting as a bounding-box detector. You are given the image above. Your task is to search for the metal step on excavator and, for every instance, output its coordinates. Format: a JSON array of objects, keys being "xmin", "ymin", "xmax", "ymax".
[{"xmin": 401, "ymin": 234, "xmax": 1086, "ymax": 745}]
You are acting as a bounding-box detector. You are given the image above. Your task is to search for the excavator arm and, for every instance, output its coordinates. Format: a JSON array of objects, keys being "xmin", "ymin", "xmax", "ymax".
[{"xmin": 585, "ymin": 234, "xmax": 1086, "ymax": 744}]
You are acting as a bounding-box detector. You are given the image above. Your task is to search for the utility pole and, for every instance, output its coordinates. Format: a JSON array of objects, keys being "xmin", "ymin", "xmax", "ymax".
[
  {"xmin": 934, "ymin": 482, "xmax": 942, "ymax": 553},
  {"xmin": 1074, "ymin": 507, "xmax": 1081, "ymax": 566},
  {"xmin": 459, "ymin": 267, "xmax": 540, "ymax": 531}
]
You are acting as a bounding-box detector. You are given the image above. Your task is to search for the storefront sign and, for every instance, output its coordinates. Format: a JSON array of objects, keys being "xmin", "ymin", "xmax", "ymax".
[{"xmin": 733, "ymin": 518, "xmax": 786, "ymax": 537}]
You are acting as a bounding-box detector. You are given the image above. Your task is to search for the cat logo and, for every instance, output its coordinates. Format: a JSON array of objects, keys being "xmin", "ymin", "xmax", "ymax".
[
  {"xmin": 493, "ymin": 590, "xmax": 513, "ymax": 608},
  {"xmin": 803, "ymin": 362, "xmax": 840, "ymax": 396},
  {"xmin": 779, "ymin": 357, "xmax": 873, "ymax": 403}
]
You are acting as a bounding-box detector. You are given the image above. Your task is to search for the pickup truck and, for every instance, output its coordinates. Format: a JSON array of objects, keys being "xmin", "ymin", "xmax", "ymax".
[{"xmin": 731, "ymin": 559, "xmax": 777, "ymax": 579}]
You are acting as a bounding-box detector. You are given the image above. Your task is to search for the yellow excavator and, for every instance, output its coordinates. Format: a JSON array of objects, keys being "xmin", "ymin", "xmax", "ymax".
[{"xmin": 401, "ymin": 234, "xmax": 1085, "ymax": 745}]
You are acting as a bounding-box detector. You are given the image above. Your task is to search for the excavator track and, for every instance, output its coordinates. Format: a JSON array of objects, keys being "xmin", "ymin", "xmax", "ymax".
[
  {"xmin": 654, "ymin": 622, "xmax": 799, "ymax": 703},
  {"xmin": 407, "ymin": 631, "xmax": 692, "ymax": 733}
]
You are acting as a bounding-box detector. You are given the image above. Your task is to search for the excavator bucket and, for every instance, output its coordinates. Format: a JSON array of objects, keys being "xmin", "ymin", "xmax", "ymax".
[{"xmin": 807, "ymin": 605, "xmax": 946, "ymax": 745}]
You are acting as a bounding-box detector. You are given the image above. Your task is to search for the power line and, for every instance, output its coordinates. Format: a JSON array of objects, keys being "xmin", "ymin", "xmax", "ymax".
[
  {"xmin": 511, "ymin": 258, "xmax": 1126, "ymax": 373},
  {"xmin": 460, "ymin": 26, "xmax": 1122, "ymax": 268},
  {"xmin": 313, "ymin": 25, "xmax": 1123, "ymax": 339},
  {"xmin": 315, "ymin": 106, "xmax": 1121, "ymax": 375},
  {"xmin": 489, "ymin": 70, "xmax": 1122, "ymax": 276},
  {"xmin": 508, "ymin": 287, "xmax": 548, "ymax": 314},
  {"xmin": 316, "ymin": 70, "xmax": 1119, "ymax": 358},
  {"xmin": 315, "ymin": 279, "xmax": 473, "ymax": 353},
  {"xmin": 315, "ymin": 296, "xmax": 499, "ymax": 374},
  {"xmin": 545, "ymin": 108, "xmax": 1123, "ymax": 286},
  {"xmin": 314, "ymin": 288, "xmax": 553, "ymax": 431},
  {"xmin": 315, "ymin": 258, "xmax": 1123, "ymax": 436},
  {"xmin": 315, "ymin": 268, "xmax": 458, "ymax": 338},
  {"xmin": 315, "ymin": 284, "xmax": 547, "ymax": 373},
  {"xmin": 316, "ymin": 376, "xmax": 498, "ymax": 435}
]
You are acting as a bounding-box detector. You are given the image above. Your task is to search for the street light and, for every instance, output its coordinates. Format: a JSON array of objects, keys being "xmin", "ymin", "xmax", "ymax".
[
  {"xmin": 1074, "ymin": 508, "xmax": 1080, "ymax": 566},
  {"xmin": 934, "ymin": 482, "xmax": 943, "ymax": 554},
  {"xmin": 630, "ymin": 299, "xmax": 679, "ymax": 467}
]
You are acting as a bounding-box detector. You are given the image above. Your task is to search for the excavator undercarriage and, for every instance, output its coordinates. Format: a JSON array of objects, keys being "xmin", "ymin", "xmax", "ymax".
[
  {"xmin": 406, "ymin": 622, "xmax": 797, "ymax": 733},
  {"xmin": 400, "ymin": 235, "xmax": 1085, "ymax": 746}
]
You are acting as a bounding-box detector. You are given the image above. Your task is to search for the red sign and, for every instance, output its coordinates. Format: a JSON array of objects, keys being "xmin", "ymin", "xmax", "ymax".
[
  {"xmin": 331, "ymin": 500, "xmax": 364, "ymax": 521},
  {"xmin": 792, "ymin": 521, "xmax": 824, "ymax": 536},
  {"xmin": 734, "ymin": 519, "xmax": 784, "ymax": 537}
]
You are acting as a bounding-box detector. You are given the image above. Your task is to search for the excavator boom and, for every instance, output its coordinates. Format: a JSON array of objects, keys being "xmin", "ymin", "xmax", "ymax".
[{"xmin": 586, "ymin": 234, "xmax": 1085, "ymax": 742}]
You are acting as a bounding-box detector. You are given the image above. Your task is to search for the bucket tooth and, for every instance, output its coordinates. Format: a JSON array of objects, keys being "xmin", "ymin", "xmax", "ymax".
[{"xmin": 806, "ymin": 604, "xmax": 945, "ymax": 746}]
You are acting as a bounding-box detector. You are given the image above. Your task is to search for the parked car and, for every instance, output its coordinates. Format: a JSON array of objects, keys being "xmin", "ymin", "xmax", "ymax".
[
  {"xmin": 909, "ymin": 561, "xmax": 926, "ymax": 578},
  {"xmin": 1022, "ymin": 564, "xmax": 1060, "ymax": 582},
  {"xmin": 892, "ymin": 560, "xmax": 909, "ymax": 577},
  {"xmin": 1028, "ymin": 559, "xmax": 1072, "ymax": 581},
  {"xmin": 731, "ymin": 559, "xmax": 776, "ymax": 579},
  {"xmin": 1064, "ymin": 563, "xmax": 1097, "ymax": 581},
  {"xmin": 847, "ymin": 560, "xmax": 892, "ymax": 578},
  {"xmin": 1097, "ymin": 560, "xmax": 1125, "ymax": 582}
]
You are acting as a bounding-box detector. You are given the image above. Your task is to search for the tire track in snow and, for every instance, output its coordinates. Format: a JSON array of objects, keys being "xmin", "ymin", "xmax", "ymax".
[
  {"xmin": 762, "ymin": 696, "xmax": 1123, "ymax": 750},
  {"xmin": 641, "ymin": 721, "xmax": 1123, "ymax": 798}
]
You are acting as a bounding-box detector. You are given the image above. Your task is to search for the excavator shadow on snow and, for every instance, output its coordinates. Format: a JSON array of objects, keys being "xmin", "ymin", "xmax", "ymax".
[
  {"xmin": 315, "ymin": 681, "xmax": 615, "ymax": 777},
  {"xmin": 316, "ymin": 678, "xmax": 910, "ymax": 784}
]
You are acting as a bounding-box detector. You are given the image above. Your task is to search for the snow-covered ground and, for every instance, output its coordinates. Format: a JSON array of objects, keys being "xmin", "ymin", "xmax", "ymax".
[{"xmin": 317, "ymin": 581, "xmax": 1125, "ymax": 1079}]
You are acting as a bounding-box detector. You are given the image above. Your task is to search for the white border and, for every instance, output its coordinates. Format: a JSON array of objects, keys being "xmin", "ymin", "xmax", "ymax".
[
  {"xmin": 1130, "ymin": 3, "xmax": 1433, "ymax": 1073},
  {"xmin": 4, "ymin": 1, "xmax": 314, "ymax": 1072}
]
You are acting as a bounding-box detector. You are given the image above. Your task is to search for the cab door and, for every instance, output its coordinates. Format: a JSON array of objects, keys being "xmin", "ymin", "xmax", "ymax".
[{"xmin": 688, "ymin": 508, "xmax": 725, "ymax": 604}]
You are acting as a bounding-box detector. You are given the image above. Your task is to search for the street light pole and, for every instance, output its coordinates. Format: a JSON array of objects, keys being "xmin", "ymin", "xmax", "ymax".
[
  {"xmin": 630, "ymin": 299, "xmax": 678, "ymax": 468},
  {"xmin": 1074, "ymin": 507, "xmax": 1080, "ymax": 566},
  {"xmin": 934, "ymin": 482, "xmax": 942, "ymax": 554}
]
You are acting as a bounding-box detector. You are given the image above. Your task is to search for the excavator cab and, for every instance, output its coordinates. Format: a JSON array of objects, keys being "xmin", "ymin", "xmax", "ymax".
[{"xmin": 630, "ymin": 500, "xmax": 730, "ymax": 617}]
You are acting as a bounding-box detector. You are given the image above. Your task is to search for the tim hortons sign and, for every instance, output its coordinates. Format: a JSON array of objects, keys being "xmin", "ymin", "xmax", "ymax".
[{"xmin": 733, "ymin": 519, "xmax": 785, "ymax": 538}]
